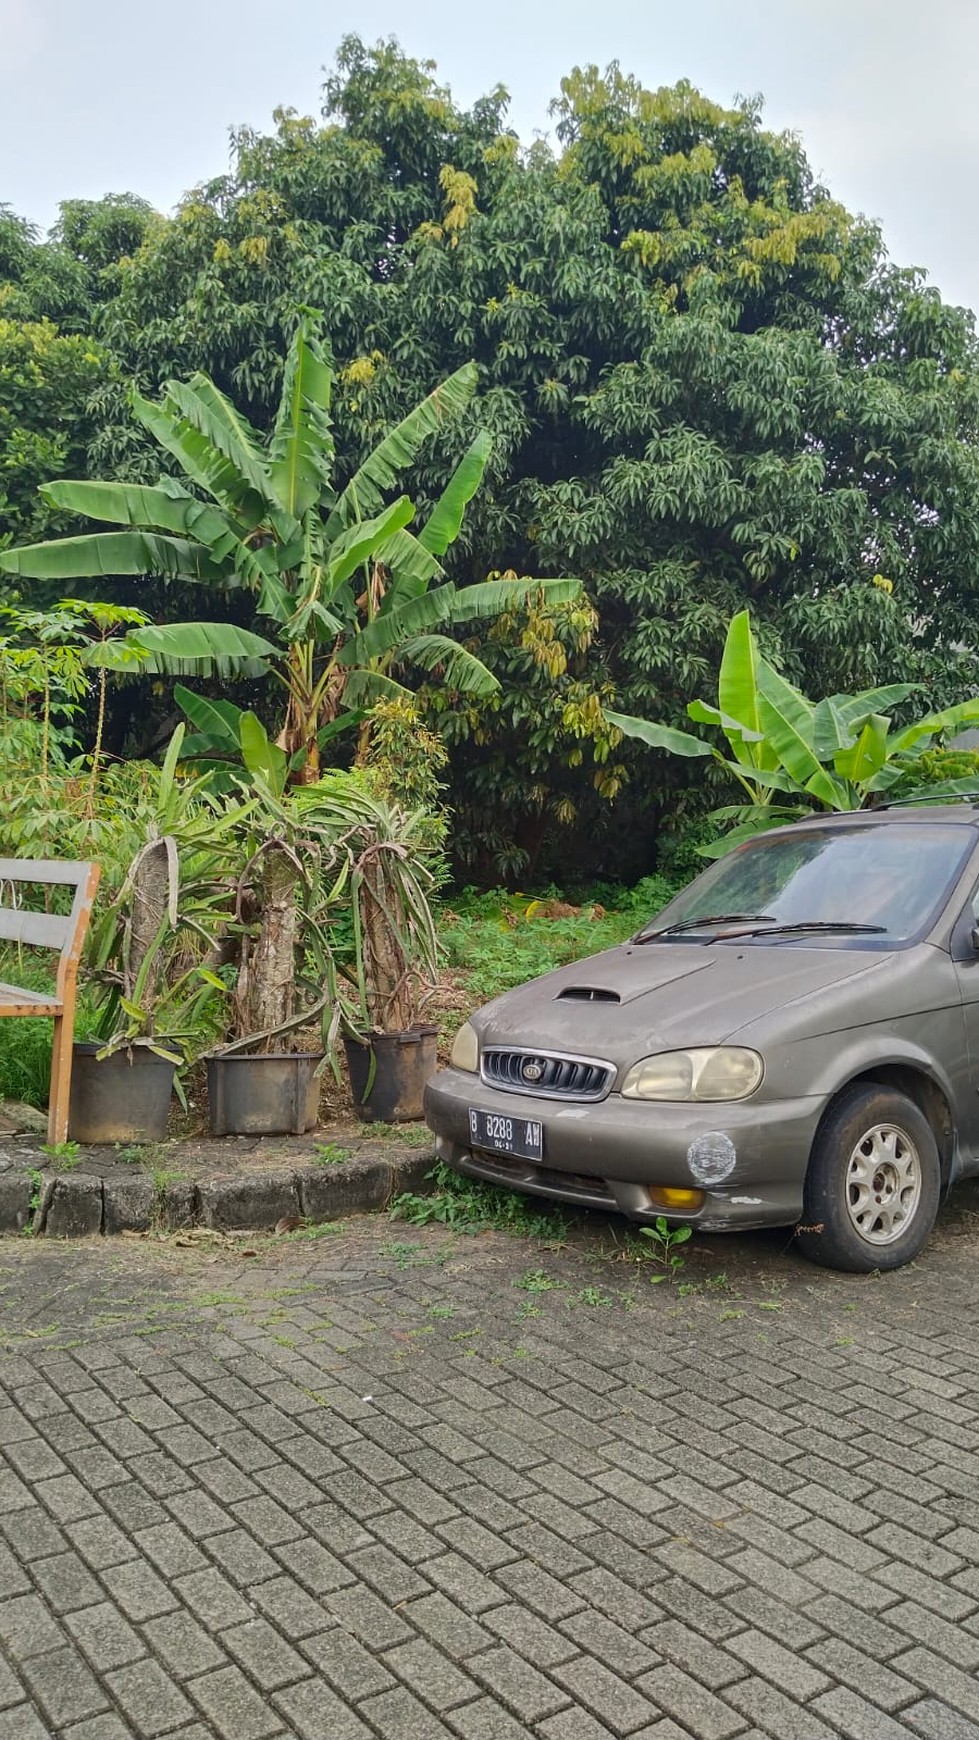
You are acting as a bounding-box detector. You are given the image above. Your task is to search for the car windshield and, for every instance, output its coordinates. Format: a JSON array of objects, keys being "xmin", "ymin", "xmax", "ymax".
[{"xmin": 639, "ymin": 823, "xmax": 973, "ymax": 945}]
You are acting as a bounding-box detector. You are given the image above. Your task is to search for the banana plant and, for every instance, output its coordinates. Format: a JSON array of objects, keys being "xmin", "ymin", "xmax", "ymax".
[
  {"xmin": 608, "ymin": 610, "xmax": 979, "ymax": 854},
  {"xmin": 0, "ymin": 315, "xmax": 580, "ymax": 781}
]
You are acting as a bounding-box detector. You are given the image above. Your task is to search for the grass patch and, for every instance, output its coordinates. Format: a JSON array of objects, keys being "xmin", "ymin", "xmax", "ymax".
[
  {"xmin": 360, "ymin": 1120, "xmax": 431, "ymax": 1145},
  {"xmin": 439, "ymin": 876, "xmax": 679, "ymax": 1000},
  {"xmin": 40, "ymin": 1141, "xmax": 81, "ymax": 1171},
  {"xmin": 312, "ymin": 1143, "xmax": 350, "ymax": 1166},
  {"xmin": 0, "ymin": 947, "xmax": 100, "ymax": 1109},
  {"xmin": 391, "ymin": 1161, "xmax": 567, "ymax": 1239}
]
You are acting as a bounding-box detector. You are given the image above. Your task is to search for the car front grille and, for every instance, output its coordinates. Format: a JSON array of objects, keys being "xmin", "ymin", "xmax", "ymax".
[{"xmin": 481, "ymin": 1048, "xmax": 614, "ymax": 1101}]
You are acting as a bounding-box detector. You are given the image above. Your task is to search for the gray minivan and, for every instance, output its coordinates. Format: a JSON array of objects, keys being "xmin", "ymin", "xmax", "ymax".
[{"xmin": 425, "ymin": 805, "xmax": 979, "ymax": 1271}]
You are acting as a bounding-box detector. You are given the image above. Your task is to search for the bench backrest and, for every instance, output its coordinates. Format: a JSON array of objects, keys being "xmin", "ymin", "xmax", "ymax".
[{"xmin": 0, "ymin": 860, "xmax": 101, "ymax": 996}]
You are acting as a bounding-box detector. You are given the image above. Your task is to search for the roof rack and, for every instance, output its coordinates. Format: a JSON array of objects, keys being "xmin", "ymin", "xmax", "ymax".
[{"xmin": 876, "ymin": 791, "xmax": 979, "ymax": 810}]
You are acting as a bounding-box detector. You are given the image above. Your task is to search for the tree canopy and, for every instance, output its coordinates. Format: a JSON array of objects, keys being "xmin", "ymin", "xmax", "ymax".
[{"xmin": 2, "ymin": 38, "xmax": 978, "ymax": 882}]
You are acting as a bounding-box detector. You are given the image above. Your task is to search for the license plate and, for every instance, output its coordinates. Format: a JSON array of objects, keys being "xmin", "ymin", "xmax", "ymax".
[{"xmin": 468, "ymin": 1107, "xmax": 544, "ymax": 1162}]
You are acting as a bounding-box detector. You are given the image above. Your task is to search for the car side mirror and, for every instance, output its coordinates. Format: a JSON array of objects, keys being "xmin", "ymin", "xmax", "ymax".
[{"xmin": 971, "ymin": 923, "xmax": 979, "ymax": 956}]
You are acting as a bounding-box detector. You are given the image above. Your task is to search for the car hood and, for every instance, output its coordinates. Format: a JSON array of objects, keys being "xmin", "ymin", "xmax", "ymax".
[{"xmin": 475, "ymin": 940, "xmax": 893, "ymax": 1063}]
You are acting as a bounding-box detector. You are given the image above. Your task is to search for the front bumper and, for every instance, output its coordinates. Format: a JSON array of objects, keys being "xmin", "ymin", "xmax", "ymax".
[{"xmin": 424, "ymin": 1066, "xmax": 825, "ymax": 1231}]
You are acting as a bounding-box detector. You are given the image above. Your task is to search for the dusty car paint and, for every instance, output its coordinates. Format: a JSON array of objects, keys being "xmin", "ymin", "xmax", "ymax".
[{"xmin": 425, "ymin": 808, "xmax": 979, "ymax": 1234}]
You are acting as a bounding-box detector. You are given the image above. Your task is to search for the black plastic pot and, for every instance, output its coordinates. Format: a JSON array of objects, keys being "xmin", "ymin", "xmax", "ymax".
[
  {"xmin": 68, "ymin": 1043, "xmax": 176, "ymax": 1144},
  {"xmin": 206, "ymin": 1053, "xmax": 323, "ymax": 1136},
  {"xmin": 344, "ymin": 1026, "xmax": 438, "ymax": 1123}
]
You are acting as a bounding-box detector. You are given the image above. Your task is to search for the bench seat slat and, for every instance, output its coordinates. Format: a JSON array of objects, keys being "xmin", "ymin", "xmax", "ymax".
[{"xmin": 0, "ymin": 982, "xmax": 61, "ymax": 1014}]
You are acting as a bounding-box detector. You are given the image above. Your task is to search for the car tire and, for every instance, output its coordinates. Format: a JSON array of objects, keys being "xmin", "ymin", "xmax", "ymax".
[{"xmin": 796, "ymin": 1083, "xmax": 941, "ymax": 1273}]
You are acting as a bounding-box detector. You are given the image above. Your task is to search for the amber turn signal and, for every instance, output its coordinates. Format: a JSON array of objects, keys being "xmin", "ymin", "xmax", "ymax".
[{"xmin": 648, "ymin": 1187, "xmax": 705, "ymax": 1211}]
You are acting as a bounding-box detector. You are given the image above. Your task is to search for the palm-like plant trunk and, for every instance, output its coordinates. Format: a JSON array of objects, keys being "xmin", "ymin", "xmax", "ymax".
[
  {"xmin": 235, "ymin": 846, "xmax": 301, "ymax": 1047},
  {"xmin": 360, "ymin": 847, "xmax": 414, "ymax": 1031}
]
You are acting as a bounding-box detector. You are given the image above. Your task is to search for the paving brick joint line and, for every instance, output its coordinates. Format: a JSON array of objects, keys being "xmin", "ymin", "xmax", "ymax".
[{"xmin": 0, "ymin": 1209, "xmax": 978, "ymax": 1738}]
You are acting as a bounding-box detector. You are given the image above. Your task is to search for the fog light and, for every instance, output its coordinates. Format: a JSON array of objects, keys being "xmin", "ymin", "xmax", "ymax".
[{"xmin": 648, "ymin": 1187, "xmax": 705, "ymax": 1211}]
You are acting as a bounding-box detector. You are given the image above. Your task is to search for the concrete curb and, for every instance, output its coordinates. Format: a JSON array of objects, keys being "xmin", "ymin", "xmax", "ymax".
[{"xmin": 1, "ymin": 1151, "xmax": 436, "ymax": 1239}]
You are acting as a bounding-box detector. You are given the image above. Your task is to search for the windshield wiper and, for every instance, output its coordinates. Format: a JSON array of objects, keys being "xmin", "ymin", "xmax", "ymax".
[
  {"xmin": 744, "ymin": 921, "xmax": 887, "ymax": 938},
  {"xmin": 635, "ymin": 913, "xmax": 776, "ymax": 943}
]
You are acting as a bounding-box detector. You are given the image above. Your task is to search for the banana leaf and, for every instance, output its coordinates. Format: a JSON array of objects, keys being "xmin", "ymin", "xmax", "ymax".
[
  {"xmin": 715, "ymin": 609, "xmax": 779, "ymax": 770},
  {"xmin": 812, "ymin": 696, "xmax": 858, "ymax": 760},
  {"xmin": 833, "ymin": 713, "xmax": 889, "ymax": 783},
  {"xmin": 884, "ymin": 777, "xmax": 979, "ymax": 802},
  {"xmin": 317, "ymin": 712, "xmax": 363, "ymax": 748},
  {"xmin": 132, "ymin": 390, "xmax": 269, "ymax": 528},
  {"xmin": 686, "ymin": 700, "xmax": 764, "ymax": 741},
  {"xmin": 128, "ymin": 622, "xmax": 278, "ymax": 678},
  {"xmin": 340, "ymin": 577, "xmax": 578, "ymax": 668},
  {"xmin": 418, "ymin": 432, "xmax": 493, "ymax": 555},
  {"xmin": 268, "ymin": 319, "xmax": 335, "ymax": 519},
  {"xmin": 0, "ymin": 530, "xmax": 226, "ymax": 584},
  {"xmin": 444, "ymin": 577, "xmax": 581, "ymax": 625},
  {"xmin": 342, "ymin": 668, "xmax": 414, "ymax": 707},
  {"xmin": 888, "ymin": 696, "xmax": 979, "ymax": 754},
  {"xmin": 605, "ymin": 710, "xmax": 713, "ymax": 757},
  {"xmin": 239, "ymin": 711, "xmax": 287, "ymax": 797},
  {"xmin": 756, "ymin": 662, "xmax": 843, "ymax": 807},
  {"xmin": 166, "ymin": 376, "xmax": 277, "ymax": 511},
  {"xmin": 327, "ymin": 361, "xmax": 478, "ymax": 535},
  {"xmin": 398, "ymin": 633, "xmax": 501, "ymax": 695},
  {"xmin": 828, "ymin": 683, "xmax": 920, "ymax": 726},
  {"xmin": 40, "ymin": 481, "xmax": 239, "ymax": 562},
  {"xmin": 173, "ymin": 685, "xmax": 244, "ymax": 752},
  {"xmin": 327, "ymin": 496, "xmax": 415, "ymax": 591},
  {"xmin": 372, "ymin": 528, "xmax": 446, "ymax": 595}
]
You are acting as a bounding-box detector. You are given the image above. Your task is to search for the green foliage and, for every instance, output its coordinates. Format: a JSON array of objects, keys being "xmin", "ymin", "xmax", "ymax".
[
  {"xmin": 1, "ymin": 317, "xmax": 578, "ymax": 793},
  {"xmin": 390, "ymin": 1160, "xmax": 568, "ymax": 1238},
  {"xmin": 516, "ymin": 1267, "xmax": 565, "ymax": 1293},
  {"xmin": 82, "ymin": 727, "xmax": 252, "ymax": 1059},
  {"xmin": 425, "ymin": 593, "xmax": 626, "ymax": 882},
  {"xmin": 54, "ymin": 38, "xmax": 978, "ymax": 877},
  {"xmin": 888, "ymin": 747, "xmax": 979, "ymax": 798},
  {"xmin": 0, "ymin": 316, "xmax": 109, "ymax": 547},
  {"xmin": 25, "ymin": 1167, "xmax": 43, "ymax": 1232},
  {"xmin": 5, "ymin": 42, "xmax": 979, "ymax": 881},
  {"xmin": 360, "ymin": 697, "xmax": 450, "ymax": 868},
  {"xmin": 40, "ymin": 1141, "xmax": 81, "ymax": 1170},
  {"xmin": 294, "ymin": 772, "xmax": 443, "ymax": 1033},
  {"xmin": 312, "ymin": 1142, "xmax": 350, "ymax": 1165},
  {"xmin": 611, "ymin": 609, "xmax": 979, "ymax": 852},
  {"xmin": 638, "ymin": 1216, "xmax": 693, "ymax": 1281}
]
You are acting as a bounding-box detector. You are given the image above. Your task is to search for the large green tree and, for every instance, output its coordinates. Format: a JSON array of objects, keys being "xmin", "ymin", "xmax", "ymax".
[{"xmin": 6, "ymin": 41, "xmax": 979, "ymax": 879}]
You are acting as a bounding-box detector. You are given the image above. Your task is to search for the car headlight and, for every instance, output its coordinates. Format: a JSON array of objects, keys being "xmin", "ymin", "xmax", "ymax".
[
  {"xmin": 621, "ymin": 1047, "xmax": 763, "ymax": 1101},
  {"xmin": 450, "ymin": 1022, "xmax": 479, "ymax": 1073}
]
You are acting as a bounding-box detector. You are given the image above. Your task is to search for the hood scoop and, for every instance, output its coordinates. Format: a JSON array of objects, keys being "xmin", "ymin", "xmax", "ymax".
[{"xmin": 556, "ymin": 986, "xmax": 621, "ymax": 1004}]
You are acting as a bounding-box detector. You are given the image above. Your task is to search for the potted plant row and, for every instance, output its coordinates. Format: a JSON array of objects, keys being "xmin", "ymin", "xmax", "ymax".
[{"xmin": 68, "ymin": 728, "xmax": 445, "ymax": 1141}]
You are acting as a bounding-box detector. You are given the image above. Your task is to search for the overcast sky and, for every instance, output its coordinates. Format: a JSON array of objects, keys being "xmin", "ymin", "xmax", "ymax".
[{"xmin": 2, "ymin": 0, "xmax": 977, "ymax": 314}]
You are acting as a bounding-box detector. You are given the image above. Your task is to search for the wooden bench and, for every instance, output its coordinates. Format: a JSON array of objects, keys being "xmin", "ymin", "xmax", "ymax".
[{"xmin": 0, "ymin": 860, "xmax": 101, "ymax": 1143}]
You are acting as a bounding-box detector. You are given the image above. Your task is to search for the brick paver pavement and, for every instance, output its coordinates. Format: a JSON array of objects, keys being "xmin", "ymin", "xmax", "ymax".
[{"xmin": 1, "ymin": 1201, "xmax": 979, "ymax": 1737}]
